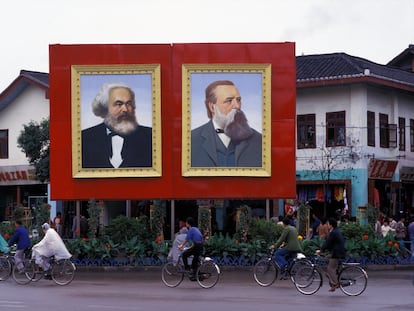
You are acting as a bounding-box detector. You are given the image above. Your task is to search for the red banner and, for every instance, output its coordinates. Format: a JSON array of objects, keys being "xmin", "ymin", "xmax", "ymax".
[{"xmin": 368, "ymin": 159, "xmax": 397, "ymax": 179}]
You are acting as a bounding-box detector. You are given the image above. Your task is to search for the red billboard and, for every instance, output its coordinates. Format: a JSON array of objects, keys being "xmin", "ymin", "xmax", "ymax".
[{"xmin": 49, "ymin": 43, "xmax": 296, "ymax": 200}]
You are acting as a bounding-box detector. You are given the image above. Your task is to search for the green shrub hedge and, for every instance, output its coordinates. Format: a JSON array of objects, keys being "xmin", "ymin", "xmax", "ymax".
[{"xmin": 62, "ymin": 217, "xmax": 404, "ymax": 263}]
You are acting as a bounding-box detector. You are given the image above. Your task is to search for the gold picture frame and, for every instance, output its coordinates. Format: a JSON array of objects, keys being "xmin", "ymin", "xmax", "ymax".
[
  {"xmin": 71, "ymin": 64, "xmax": 162, "ymax": 178},
  {"xmin": 182, "ymin": 64, "xmax": 271, "ymax": 177}
]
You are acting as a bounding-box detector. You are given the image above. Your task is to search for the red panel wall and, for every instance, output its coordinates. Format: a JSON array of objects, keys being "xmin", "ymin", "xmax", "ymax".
[{"xmin": 49, "ymin": 43, "xmax": 296, "ymax": 200}]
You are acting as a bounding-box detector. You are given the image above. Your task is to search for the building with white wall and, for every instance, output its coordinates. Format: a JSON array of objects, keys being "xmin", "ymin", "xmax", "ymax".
[
  {"xmin": 0, "ymin": 70, "xmax": 49, "ymax": 221},
  {"xmin": 295, "ymin": 45, "xmax": 414, "ymax": 221}
]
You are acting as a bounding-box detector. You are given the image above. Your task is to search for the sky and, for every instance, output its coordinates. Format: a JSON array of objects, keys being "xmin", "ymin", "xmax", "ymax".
[{"xmin": 0, "ymin": 0, "xmax": 413, "ymax": 92}]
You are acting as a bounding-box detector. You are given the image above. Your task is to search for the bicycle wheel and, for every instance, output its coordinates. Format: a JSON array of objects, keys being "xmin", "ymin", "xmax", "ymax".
[
  {"xmin": 12, "ymin": 259, "xmax": 35, "ymax": 285},
  {"xmin": 196, "ymin": 260, "xmax": 220, "ymax": 289},
  {"xmin": 288, "ymin": 258, "xmax": 312, "ymax": 283},
  {"xmin": 253, "ymin": 258, "xmax": 278, "ymax": 286},
  {"xmin": 338, "ymin": 265, "xmax": 368, "ymax": 296},
  {"xmin": 161, "ymin": 262, "xmax": 184, "ymax": 287},
  {"xmin": 293, "ymin": 264, "xmax": 323, "ymax": 295},
  {"xmin": 0, "ymin": 257, "xmax": 12, "ymax": 281},
  {"xmin": 52, "ymin": 259, "xmax": 76, "ymax": 286}
]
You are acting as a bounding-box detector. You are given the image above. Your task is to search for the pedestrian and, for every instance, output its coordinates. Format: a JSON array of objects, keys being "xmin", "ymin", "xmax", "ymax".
[
  {"xmin": 374, "ymin": 217, "xmax": 382, "ymax": 238},
  {"xmin": 317, "ymin": 217, "xmax": 329, "ymax": 240},
  {"xmin": 311, "ymin": 213, "xmax": 321, "ymax": 239},
  {"xmin": 381, "ymin": 219, "xmax": 395, "ymax": 238},
  {"xmin": 80, "ymin": 215, "xmax": 89, "ymax": 238},
  {"xmin": 389, "ymin": 215, "xmax": 397, "ymax": 230},
  {"xmin": 53, "ymin": 212, "xmax": 63, "ymax": 236}
]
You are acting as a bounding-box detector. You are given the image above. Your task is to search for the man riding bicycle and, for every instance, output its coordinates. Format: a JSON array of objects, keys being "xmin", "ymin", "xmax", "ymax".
[
  {"xmin": 271, "ymin": 217, "xmax": 303, "ymax": 274},
  {"xmin": 32, "ymin": 223, "xmax": 72, "ymax": 278},
  {"xmin": 316, "ymin": 217, "xmax": 346, "ymax": 292},
  {"xmin": 178, "ymin": 217, "xmax": 204, "ymax": 280},
  {"xmin": 8, "ymin": 220, "xmax": 31, "ymax": 273}
]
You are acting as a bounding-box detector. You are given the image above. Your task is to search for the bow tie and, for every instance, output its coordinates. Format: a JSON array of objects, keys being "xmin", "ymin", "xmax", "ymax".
[
  {"xmin": 108, "ymin": 131, "xmax": 125, "ymax": 138},
  {"xmin": 215, "ymin": 128, "xmax": 224, "ymax": 134}
]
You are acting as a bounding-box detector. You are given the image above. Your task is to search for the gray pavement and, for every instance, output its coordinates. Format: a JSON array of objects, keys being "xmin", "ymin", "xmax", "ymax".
[{"xmin": 0, "ymin": 265, "xmax": 413, "ymax": 311}]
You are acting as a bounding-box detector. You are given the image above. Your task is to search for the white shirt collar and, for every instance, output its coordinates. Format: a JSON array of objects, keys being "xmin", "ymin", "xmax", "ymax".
[{"xmin": 212, "ymin": 120, "xmax": 230, "ymax": 147}]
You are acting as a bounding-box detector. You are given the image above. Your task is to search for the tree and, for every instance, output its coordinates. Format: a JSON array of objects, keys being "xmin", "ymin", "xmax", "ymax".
[
  {"xmin": 17, "ymin": 118, "xmax": 50, "ymax": 182},
  {"xmin": 305, "ymin": 136, "xmax": 360, "ymax": 218}
]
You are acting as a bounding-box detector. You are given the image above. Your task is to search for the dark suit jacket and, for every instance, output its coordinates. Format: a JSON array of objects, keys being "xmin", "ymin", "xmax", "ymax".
[
  {"xmin": 191, "ymin": 121, "xmax": 262, "ymax": 167},
  {"xmin": 81, "ymin": 123, "xmax": 152, "ymax": 168},
  {"xmin": 321, "ymin": 228, "xmax": 346, "ymax": 259}
]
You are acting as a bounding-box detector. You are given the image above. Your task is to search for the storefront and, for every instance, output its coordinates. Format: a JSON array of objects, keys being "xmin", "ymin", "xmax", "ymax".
[
  {"xmin": 398, "ymin": 166, "xmax": 414, "ymax": 218},
  {"xmin": 367, "ymin": 159, "xmax": 398, "ymax": 217},
  {"xmin": 0, "ymin": 165, "xmax": 48, "ymax": 222},
  {"xmin": 296, "ymin": 180, "xmax": 351, "ymax": 219}
]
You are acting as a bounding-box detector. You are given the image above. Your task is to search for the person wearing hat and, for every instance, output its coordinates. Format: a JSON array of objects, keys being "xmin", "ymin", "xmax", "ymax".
[{"xmin": 32, "ymin": 223, "xmax": 72, "ymax": 278}]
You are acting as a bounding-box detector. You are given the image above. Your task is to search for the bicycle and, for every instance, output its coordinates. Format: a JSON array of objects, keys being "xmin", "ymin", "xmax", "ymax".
[
  {"xmin": 11, "ymin": 249, "xmax": 36, "ymax": 285},
  {"xmin": 293, "ymin": 254, "xmax": 368, "ymax": 296},
  {"xmin": 253, "ymin": 248, "xmax": 311, "ymax": 286},
  {"xmin": 162, "ymin": 248, "xmax": 220, "ymax": 289},
  {"xmin": 0, "ymin": 253, "xmax": 13, "ymax": 281},
  {"xmin": 28, "ymin": 256, "xmax": 76, "ymax": 286}
]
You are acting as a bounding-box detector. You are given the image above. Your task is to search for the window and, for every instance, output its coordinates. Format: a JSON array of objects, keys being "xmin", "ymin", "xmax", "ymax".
[
  {"xmin": 297, "ymin": 114, "xmax": 316, "ymax": 149},
  {"xmin": 399, "ymin": 117, "xmax": 406, "ymax": 151},
  {"xmin": 389, "ymin": 124, "xmax": 397, "ymax": 148},
  {"xmin": 367, "ymin": 111, "xmax": 375, "ymax": 147},
  {"xmin": 0, "ymin": 130, "xmax": 8, "ymax": 159},
  {"xmin": 379, "ymin": 113, "xmax": 389, "ymax": 148},
  {"xmin": 326, "ymin": 111, "xmax": 345, "ymax": 147},
  {"xmin": 410, "ymin": 119, "xmax": 414, "ymax": 152}
]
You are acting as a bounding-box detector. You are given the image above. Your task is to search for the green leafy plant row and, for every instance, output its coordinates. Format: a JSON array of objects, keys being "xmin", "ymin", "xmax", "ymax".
[{"xmin": 62, "ymin": 217, "xmax": 403, "ymax": 262}]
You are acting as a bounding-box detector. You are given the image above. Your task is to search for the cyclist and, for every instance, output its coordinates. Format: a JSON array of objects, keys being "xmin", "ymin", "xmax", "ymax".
[
  {"xmin": 178, "ymin": 217, "xmax": 204, "ymax": 280},
  {"xmin": 316, "ymin": 217, "xmax": 346, "ymax": 292},
  {"xmin": 8, "ymin": 220, "xmax": 31, "ymax": 273},
  {"xmin": 271, "ymin": 217, "xmax": 303, "ymax": 275},
  {"xmin": 32, "ymin": 223, "xmax": 72, "ymax": 278}
]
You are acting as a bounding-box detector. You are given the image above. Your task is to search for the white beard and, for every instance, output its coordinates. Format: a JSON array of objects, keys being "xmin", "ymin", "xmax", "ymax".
[
  {"xmin": 213, "ymin": 105, "xmax": 253, "ymax": 142},
  {"xmin": 104, "ymin": 113, "xmax": 138, "ymax": 135}
]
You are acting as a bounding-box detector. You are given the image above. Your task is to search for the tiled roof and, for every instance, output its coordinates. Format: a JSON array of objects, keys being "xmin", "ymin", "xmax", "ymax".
[
  {"xmin": 20, "ymin": 70, "xmax": 49, "ymax": 87},
  {"xmin": 387, "ymin": 44, "xmax": 414, "ymax": 71},
  {"xmin": 297, "ymin": 53, "xmax": 414, "ymax": 90},
  {"xmin": 1, "ymin": 51, "xmax": 414, "ymax": 113},
  {"xmin": 0, "ymin": 70, "xmax": 49, "ymax": 112}
]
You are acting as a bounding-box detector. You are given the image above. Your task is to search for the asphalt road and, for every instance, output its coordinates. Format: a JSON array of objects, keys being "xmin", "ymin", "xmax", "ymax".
[{"xmin": 0, "ymin": 266, "xmax": 413, "ymax": 311}]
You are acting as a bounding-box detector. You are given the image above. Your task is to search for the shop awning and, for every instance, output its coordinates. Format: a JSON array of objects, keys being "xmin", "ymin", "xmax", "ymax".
[
  {"xmin": 368, "ymin": 159, "xmax": 398, "ymax": 180},
  {"xmin": 0, "ymin": 165, "xmax": 40, "ymax": 185},
  {"xmin": 400, "ymin": 166, "xmax": 414, "ymax": 181}
]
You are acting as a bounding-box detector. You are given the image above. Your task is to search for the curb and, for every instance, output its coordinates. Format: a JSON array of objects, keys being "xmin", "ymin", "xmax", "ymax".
[{"xmin": 74, "ymin": 264, "xmax": 414, "ymax": 273}]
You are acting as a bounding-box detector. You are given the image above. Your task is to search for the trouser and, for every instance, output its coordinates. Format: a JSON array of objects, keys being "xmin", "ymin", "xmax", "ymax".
[
  {"xmin": 14, "ymin": 249, "xmax": 25, "ymax": 271},
  {"xmin": 326, "ymin": 255, "xmax": 339, "ymax": 287},
  {"xmin": 410, "ymin": 239, "xmax": 414, "ymax": 258},
  {"xmin": 32, "ymin": 249, "xmax": 51, "ymax": 271},
  {"xmin": 182, "ymin": 243, "xmax": 203, "ymax": 271},
  {"xmin": 275, "ymin": 248, "xmax": 297, "ymax": 270}
]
